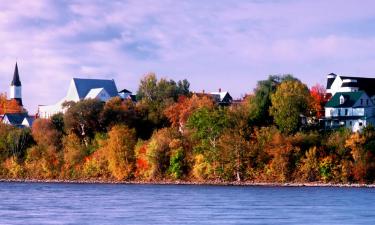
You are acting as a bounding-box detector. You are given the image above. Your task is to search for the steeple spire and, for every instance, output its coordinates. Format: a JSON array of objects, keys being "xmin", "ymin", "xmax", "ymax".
[{"xmin": 11, "ymin": 62, "xmax": 21, "ymax": 86}]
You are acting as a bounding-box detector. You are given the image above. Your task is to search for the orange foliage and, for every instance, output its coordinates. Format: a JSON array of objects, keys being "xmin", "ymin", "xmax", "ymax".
[
  {"xmin": 164, "ymin": 95, "xmax": 215, "ymax": 131},
  {"xmin": 135, "ymin": 143, "xmax": 150, "ymax": 179},
  {"xmin": 309, "ymin": 84, "xmax": 328, "ymax": 118},
  {"xmin": 0, "ymin": 93, "xmax": 24, "ymax": 114}
]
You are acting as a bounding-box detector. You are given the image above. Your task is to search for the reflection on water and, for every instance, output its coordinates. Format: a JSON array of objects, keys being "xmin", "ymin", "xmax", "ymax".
[{"xmin": 0, "ymin": 182, "xmax": 374, "ymax": 225}]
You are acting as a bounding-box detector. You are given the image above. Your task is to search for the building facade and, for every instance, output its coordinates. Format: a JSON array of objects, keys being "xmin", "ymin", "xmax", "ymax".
[
  {"xmin": 38, "ymin": 78, "xmax": 122, "ymax": 118},
  {"xmin": 325, "ymin": 73, "xmax": 375, "ymax": 132}
]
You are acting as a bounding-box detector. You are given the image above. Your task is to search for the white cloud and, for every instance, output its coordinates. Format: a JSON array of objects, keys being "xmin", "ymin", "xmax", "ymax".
[{"xmin": 0, "ymin": 0, "xmax": 375, "ymax": 112}]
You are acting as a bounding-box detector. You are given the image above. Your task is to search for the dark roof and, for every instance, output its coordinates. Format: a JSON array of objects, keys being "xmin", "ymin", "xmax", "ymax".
[
  {"xmin": 325, "ymin": 91, "xmax": 365, "ymax": 108},
  {"xmin": 3, "ymin": 113, "xmax": 28, "ymax": 125},
  {"xmin": 340, "ymin": 76, "xmax": 375, "ymax": 96},
  {"xmin": 73, "ymin": 78, "xmax": 119, "ymax": 99},
  {"xmin": 326, "ymin": 73, "xmax": 337, "ymax": 89},
  {"xmin": 326, "ymin": 78, "xmax": 335, "ymax": 89},
  {"xmin": 11, "ymin": 63, "xmax": 21, "ymax": 86},
  {"xmin": 341, "ymin": 82, "xmax": 359, "ymax": 88},
  {"xmin": 119, "ymin": 89, "xmax": 132, "ymax": 94}
]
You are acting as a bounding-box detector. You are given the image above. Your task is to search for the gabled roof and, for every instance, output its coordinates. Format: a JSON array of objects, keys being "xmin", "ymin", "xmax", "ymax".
[
  {"xmin": 119, "ymin": 89, "xmax": 132, "ymax": 94},
  {"xmin": 210, "ymin": 91, "xmax": 232, "ymax": 102},
  {"xmin": 326, "ymin": 73, "xmax": 336, "ymax": 89},
  {"xmin": 11, "ymin": 63, "xmax": 21, "ymax": 86},
  {"xmin": 325, "ymin": 91, "xmax": 365, "ymax": 108},
  {"xmin": 73, "ymin": 78, "xmax": 118, "ymax": 99},
  {"xmin": 85, "ymin": 88, "xmax": 110, "ymax": 101},
  {"xmin": 85, "ymin": 88, "xmax": 105, "ymax": 99},
  {"xmin": 3, "ymin": 113, "xmax": 28, "ymax": 125},
  {"xmin": 22, "ymin": 117, "xmax": 35, "ymax": 127}
]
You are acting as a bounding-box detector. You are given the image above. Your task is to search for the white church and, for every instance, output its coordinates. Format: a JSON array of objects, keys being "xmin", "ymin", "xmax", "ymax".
[{"xmin": 38, "ymin": 78, "xmax": 133, "ymax": 118}]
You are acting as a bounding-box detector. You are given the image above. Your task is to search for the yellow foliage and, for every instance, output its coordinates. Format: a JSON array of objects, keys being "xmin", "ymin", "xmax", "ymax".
[
  {"xmin": 192, "ymin": 154, "xmax": 212, "ymax": 180},
  {"xmin": 106, "ymin": 125, "xmax": 136, "ymax": 181}
]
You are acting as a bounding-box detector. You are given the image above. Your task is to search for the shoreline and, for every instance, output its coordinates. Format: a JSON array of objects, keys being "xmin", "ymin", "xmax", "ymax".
[{"xmin": 1, "ymin": 179, "xmax": 375, "ymax": 188}]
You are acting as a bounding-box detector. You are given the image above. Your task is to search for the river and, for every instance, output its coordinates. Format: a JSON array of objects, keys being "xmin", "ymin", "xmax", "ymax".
[{"xmin": 0, "ymin": 182, "xmax": 374, "ymax": 224}]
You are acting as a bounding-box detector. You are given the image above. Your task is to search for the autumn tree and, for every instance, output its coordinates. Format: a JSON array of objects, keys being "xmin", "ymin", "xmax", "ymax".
[
  {"xmin": 64, "ymin": 99, "xmax": 104, "ymax": 145},
  {"xmin": 309, "ymin": 84, "xmax": 328, "ymax": 119},
  {"xmin": 164, "ymin": 95, "xmax": 215, "ymax": 133},
  {"xmin": 105, "ymin": 125, "xmax": 137, "ymax": 180},
  {"xmin": 0, "ymin": 93, "xmax": 25, "ymax": 114},
  {"xmin": 32, "ymin": 119, "xmax": 62, "ymax": 148},
  {"xmin": 146, "ymin": 128, "xmax": 180, "ymax": 179},
  {"xmin": 270, "ymin": 80, "xmax": 311, "ymax": 134},
  {"xmin": 62, "ymin": 133, "xmax": 87, "ymax": 178},
  {"xmin": 298, "ymin": 147, "xmax": 320, "ymax": 182},
  {"xmin": 247, "ymin": 75, "xmax": 297, "ymax": 126},
  {"xmin": 187, "ymin": 107, "xmax": 229, "ymax": 179},
  {"xmin": 23, "ymin": 119, "xmax": 63, "ymax": 178},
  {"xmin": 100, "ymin": 97, "xmax": 137, "ymax": 130},
  {"xmin": 345, "ymin": 131, "xmax": 375, "ymax": 183},
  {"xmin": 217, "ymin": 129, "xmax": 249, "ymax": 181},
  {"xmin": 136, "ymin": 73, "xmax": 191, "ymax": 129}
]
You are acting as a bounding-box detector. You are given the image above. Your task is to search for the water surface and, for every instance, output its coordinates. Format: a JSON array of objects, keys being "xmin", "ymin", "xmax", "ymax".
[{"xmin": 0, "ymin": 182, "xmax": 374, "ymax": 224}]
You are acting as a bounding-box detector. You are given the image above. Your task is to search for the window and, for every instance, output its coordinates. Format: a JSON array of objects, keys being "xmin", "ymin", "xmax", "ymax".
[
  {"xmin": 340, "ymin": 95, "xmax": 345, "ymax": 104},
  {"xmin": 361, "ymin": 99, "xmax": 363, "ymax": 105},
  {"xmin": 350, "ymin": 121, "xmax": 352, "ymax": 126},
  {"xmin": 345, "ymin": 109, "xmax": 348, "ymax": 115},
  {"xmin": 338, "ymin": 109, "xmax": 341, "ymax": 116},
  {"xmin": 367, "ymin": 99, "xmax": 369, "ymax": 105},
  {"xmin": 359, "ymin": 122, "xmax": 363, "ymax": 126}
]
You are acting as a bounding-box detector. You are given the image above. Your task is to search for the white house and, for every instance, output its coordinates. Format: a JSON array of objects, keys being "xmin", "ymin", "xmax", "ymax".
[
  {"xmin": 38, "ymin": 78, "xmax": 120, "ymax": 118},
  {"xmin": 326, "ymin": 73, "xmax": 375, "ymax": 102},
  {"xmin": 325, "ymin": 91, "xmax": 375, "ymax": 132},
  {"xmin": 210, "ymin": 89, "xmax": 233, "ymax": 106}
]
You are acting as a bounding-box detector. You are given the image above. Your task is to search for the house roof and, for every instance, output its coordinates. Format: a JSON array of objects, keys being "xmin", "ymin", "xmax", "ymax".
[
  {"xmin": 119, "ymin": 89, "xmax": 132, "ymax": 94},
  {"xmin": 22, "ymin": 117, "xmax": 35, "ymax": 126},
  {"xmin": 73, "ymin": 78, "xmax": 119, "ymax": 99},
  {"xmin": 85, "ymin": 88, "xmax": 106, "ymax": 99},
  {"xmin": 340, "ymin": 76, "xmax": 375, "ymax": 96},
  {"xmin": 4, "ymin": 113, "xmax": 28, "ymax": 125},
  {"xmin": 210, "ymin": 91, "xmax": 232, "ymax": 102},
  {"xmin": 11, "ymin": 63, "xmax": 21, "ymax": 86},
  {"xmin": 325, "ymin": 91, "xmax": 365, "ymax": 108},
  {"xmin": 326, "ymin": 73, "xmax": 336, "ymax": 89}
]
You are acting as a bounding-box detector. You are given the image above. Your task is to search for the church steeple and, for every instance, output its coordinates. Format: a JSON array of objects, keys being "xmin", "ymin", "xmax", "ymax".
[
  {"xmin": 10, "ymin": 62, "xmax": 22, "ymax": 106},
  {"xmin": 11, "ymin": 62, "xmax": 21, "ymax": 86}
]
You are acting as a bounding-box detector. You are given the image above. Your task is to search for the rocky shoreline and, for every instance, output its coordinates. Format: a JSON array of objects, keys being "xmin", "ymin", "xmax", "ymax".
[{"xmin": 1, "ymin": 179, "xmax": 375, "ymax": 188}]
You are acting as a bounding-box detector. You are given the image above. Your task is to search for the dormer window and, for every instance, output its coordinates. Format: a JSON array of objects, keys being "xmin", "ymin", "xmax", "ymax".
[{"xmin": 340, "ymin": 95, "xmax": 345, "ymax": 105}]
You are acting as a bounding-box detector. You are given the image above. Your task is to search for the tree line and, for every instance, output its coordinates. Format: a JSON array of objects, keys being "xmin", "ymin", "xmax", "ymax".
[{"xmin": 1, "ymin": 73, "xmax": 375, "ymax": 183}]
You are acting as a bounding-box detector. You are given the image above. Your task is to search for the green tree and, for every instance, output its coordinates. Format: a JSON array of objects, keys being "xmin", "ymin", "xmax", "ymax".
[
  {"xmin": 64, "ymin": 99, "xmax": 104, "ymax": 145},
  {"xmin": 187, "ymin": 107, "xmax": 229, "ymax": 178},
  {"xmin": 100, "ymin": 97, "xmax": 137, "ymax": 130},
  {"xmin": 270, "ymin": 80, "xmax": 311, "ymax": 134},
  {"xmin": 136, "ymin": 73, "xmax": 191, "ymax": 130},
  {"xmin": 248, "ymin": 74, "xmax": 297, "ymax": 126}
]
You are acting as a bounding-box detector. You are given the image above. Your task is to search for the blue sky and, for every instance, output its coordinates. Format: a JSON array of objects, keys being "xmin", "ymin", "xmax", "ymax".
[{"xmin": 1, "ymin": 0, "xmax": 375, "ymax": 112}]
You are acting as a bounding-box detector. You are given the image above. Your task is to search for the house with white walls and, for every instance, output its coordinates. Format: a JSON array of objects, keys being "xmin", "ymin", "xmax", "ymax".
[
  {"xmin": 38, "ymin": 78, "xmax": 120, "ymax": 118},
  {"xmin": 325, "ymin": 73, "xmax": 375, "ymax": 132}
]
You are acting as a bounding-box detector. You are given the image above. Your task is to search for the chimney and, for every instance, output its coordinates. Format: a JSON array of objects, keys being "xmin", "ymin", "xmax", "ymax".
[
  {"xmin": 219, "ymin": 88, "xmax": 222, "ymax": 93},
  {"xmin": 202, "ymin": 90, "xmax": 205, "ymax": 94}
]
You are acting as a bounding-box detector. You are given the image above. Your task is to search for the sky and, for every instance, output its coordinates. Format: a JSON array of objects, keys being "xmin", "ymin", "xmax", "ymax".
[{"xmin": 1, "ymin": 0, "xmax": 375, "ymax": 113}]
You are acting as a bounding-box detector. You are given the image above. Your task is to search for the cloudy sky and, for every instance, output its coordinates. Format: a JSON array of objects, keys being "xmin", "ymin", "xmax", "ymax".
[{"xmin": 1, "ymin": 0, "xmax": 375, "ymax": 112}]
